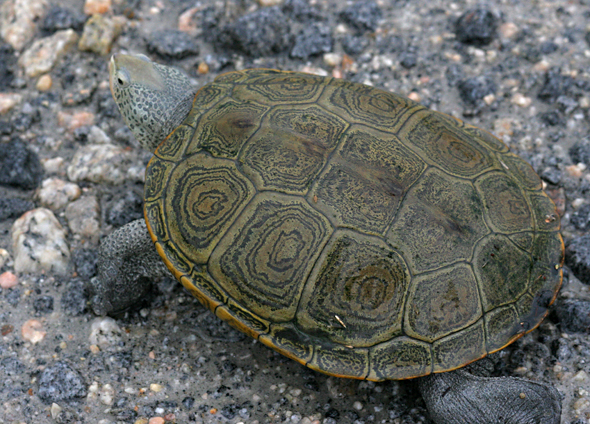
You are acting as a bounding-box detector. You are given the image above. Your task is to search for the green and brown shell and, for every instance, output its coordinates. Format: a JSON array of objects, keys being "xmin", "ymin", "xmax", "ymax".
[{"xmin": 144, "ymin": 69, "xmax": 564, "ymax": 380}]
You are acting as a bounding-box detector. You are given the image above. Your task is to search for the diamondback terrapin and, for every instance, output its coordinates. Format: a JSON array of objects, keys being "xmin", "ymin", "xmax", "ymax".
[{"xmin": 91, "ymin": 54, "xmax": 564, "ymax": 424}]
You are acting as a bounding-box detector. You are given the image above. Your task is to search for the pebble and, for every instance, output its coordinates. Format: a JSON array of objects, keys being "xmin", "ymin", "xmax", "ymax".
[
  {"xmin": 146, "ymin": 29, "xmax": 199, "ymax": 59},
  {"xmin": 565, "ymin": 234, "xmax": 590, "ymax": 285},
  {"xmin": 0, "ymin": 93, "xmax": 22, "ymax": 114},
  {"xmin": 36, "ymin": 74, "xmax": 52, "ymax": 91},
  {"xmin": 78, "ymin": 14, "xmax": 125, "ymax": 56},
  {"xmin": 0, "ymin": 0, "xmax": 48, "ymax": 51},
  {"xmin": 42, "ymin": 157, "xmax": 66, "ymax": 174},
  {"xmin": 37, "ymin": 178, "xmax": 82, "ymax": 210},
  {"xmin": 511, "ymin": 93, "xmax": 532, "ymax": 107},
  {"xmin": 454, "ymin": 8, "xmax": 498, "ymax": 46},
  {"xmin": 339, "ymin": 0, "xmax": 382, "ymax": 33},
  {"xmin": 290, "ymin": 23, "xmax": 333, "ymax": 59},
  {"xmin": 84, "ymin": 0, "xmax": 111, "ymax": 15},
  {"xmin": 570, "ymin": 203, "xmax": 590, "ymax": 232},
  {"xmin": 0, "ymin": 271, "xmax": 18, "ymax": 289},
  {"xmin": 18, "ymin": 29, "xmax": 78, "ymax": 77},
  {"xmin": 65, "ymin": 195, "xmax": 100, "ymax": 240},
  {"xmin": 499, "ymin": 22, "xmax": 518, "ymax": 40},
  {"xmin": 67, "ymin": 143, "xmax": 133, "ymax": 185},
  {"xmin": 0, "ymin": 249, "xmax": 10, "ymax": 268},
  {"xmin": 37, "ymin": 361, "xmax": 87, "ymax": 403},
  {"xmin": 257, "ymin": 0, "xmax": 283, "ymax": 6},
  {"xmin": 150, "ymin": 383, "xmax": 164, "ymax": 393},
  {"xmin": 50, "ymin": 403, "xmax": 62, "ymax": 419},
  {"xmin": 89, "ymin": 317, "xmax": 122, "ymax": 348},
  {"xmin": 33, "ymin": 295, "xmax": 54, "ymax": 314},
  {"xmin": 177, "ymin": 7, "xmax": 200, "ymax": 35},
  {"xmin": 148, "ymin": 418, "xmax": 165, "ymax": 424},
  {"xmin": 457, "ymin": 76, "xmax": 496, "ymax": 107},
  {"xmin": 11, "ymin": 208, "xmax": 71, "ymax": 275},
  {"xmin": 99, "ymin": 383, "xmax": 115, "ymax": 405},
  {"xmin": 574, "ymin": 370, "xmax": 589, "ymax": 383},
  {"xmin": 21, "ymin": 318, "xmax": 46, "ymax": 344},
  {"xmin": 57, "ymin": 110, "xmax": 96, "ymax": 131}
]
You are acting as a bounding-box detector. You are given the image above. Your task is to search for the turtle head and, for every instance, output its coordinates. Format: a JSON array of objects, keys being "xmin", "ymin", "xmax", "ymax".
[{"xmin": 109, "ymin": 54, "xmax": 197, "ymax": 152}]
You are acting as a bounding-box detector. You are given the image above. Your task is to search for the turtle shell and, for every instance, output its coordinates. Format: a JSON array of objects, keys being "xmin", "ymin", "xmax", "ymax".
[{"xmin": 144, "ymin": 69, "xmax": 563, "ymax": 381}]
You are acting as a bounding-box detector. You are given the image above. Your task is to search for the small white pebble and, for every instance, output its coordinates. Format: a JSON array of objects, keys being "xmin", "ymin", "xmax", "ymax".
[
  {"xmin": 353, "ymin": 401, "xmax": 363, "ymax": 410},
  {"xmin": 21, "ymin": 319, "xmax": 46, "ymax": 344},
  {"xmin": 50, "ymin": 403, "xmax": 62, "ymax": 419},
  {"xmin": 573, "ymin": 370, "xmax": 588, "ymax": 383},
  {"xmin": 150, "ymin": 383, "xmax": 164, "ymax": 393}
]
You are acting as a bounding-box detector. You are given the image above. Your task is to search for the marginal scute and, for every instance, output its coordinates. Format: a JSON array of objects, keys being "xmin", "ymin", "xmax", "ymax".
[
  {"xmin": 309, "ymin": 126, "xmax": 426, "ymax": 234},
  {"xmin": 396, "ymin": 110, "xmax": 497, "ymax": 177},
  {"xmin": 501, "ymin": 152, "xmax": 543, "ymax": 190},
  {"xmin": 432, "ymin": 319, "xmax": 486, "ymax": 373},
  {"xmin": 476, "ymin": 171, "xmax": 532, "ymax": 233},
  {"xmin": 369, "ymin": 337, "xmax": 432, "ymax": 380},
  {"xmin": 164, "ymin": 153, "xmax": 254, "ymax": 264},
  {"xmin": 386, "ymin": 169, "xmax": 487, "ymax": 274},
  {"xmin": 240, "ymin": 104, "xmax": 346, "ymax": 194},
  {"xmin": 474, "ymin": 234, "xmax": 531, "ymax": 312},
  {"xmin": 209, "ymin": 193, "xmax": 331, "ymax": 322},
  {"xmin": 215, "ymin": 299, "xmax": 270, "ymax": 340},
  {"xmin": 530, "ymin": 193, "xmax": 561, "ymax": 232},
  {"xmin": 484, "ymin": 305, "xmax": 520, "ymax": 352},
  {"xmin": 180, "ymin": 272, "xmax": 226, "ymax": 312},
  {"xmin": 311, "ymin": 343, "xmax": 369, "ymax": 379},
  {"xmin": 144, "ymin": 158, "xmax": 173, "ymax": 202},
  {"xmin": 260, "ymin": 324, "xmax": 314, "ymax": 364},
  {"xmin": 529, "ymin": 232, "xmax": 564, "ymax": 297},
  {"xmin": 404, "ymin": 264, "xmax": 482, "ymax": 342},
  {"xmin": 323, "ymin": 78, "xmax": 421, "ymax": 128},
  {"xmin": 297, "ymin": 230, "xmax": 410, "ymax": 347},
  {"xmin": 232, "ymin": 71, "xmax": 326, "ymax": 104}
]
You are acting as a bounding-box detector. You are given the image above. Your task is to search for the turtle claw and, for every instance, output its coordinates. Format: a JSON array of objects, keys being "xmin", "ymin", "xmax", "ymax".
[{"xmin": 419, "ymin": 368, "xmax": 561, "ymax": 424}]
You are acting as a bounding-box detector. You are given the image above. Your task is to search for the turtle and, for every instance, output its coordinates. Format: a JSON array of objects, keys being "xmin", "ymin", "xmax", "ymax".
[{"xmin": 91, "ymin": 54, "xmax": 564, "ymax": 424}]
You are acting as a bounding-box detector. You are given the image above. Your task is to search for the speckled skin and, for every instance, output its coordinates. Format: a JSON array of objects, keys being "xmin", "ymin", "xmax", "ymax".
[{"xmin": 91, "ymin": 54, "xmax": 562, "ymax": 424}]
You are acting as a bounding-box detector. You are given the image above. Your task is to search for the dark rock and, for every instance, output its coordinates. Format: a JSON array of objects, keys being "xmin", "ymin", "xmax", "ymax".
[
  {"xmin": 540, "ymin": 167, "xmax": 561, "ymax": 185},
  {"xmin": 376, "ymin": 34, "xmax": 405, "ymax": 54},
  {"xmin": 539, "ymin": 41, "xmax": 559, "ymax": 55},
  {"xmin": 290, "ymin": 23, "xmax": 333, "ymax": 59},
  {"xmin": 106, "ymin": 187, "xmax": 144, "ymax": 227},
  {"xmin": 283, "ymin": 0, "xmax": 323, "ymax": 21},
  {"xmin": 12, "ymin": 109, "xmax": 40, "ymax": 132},
  {"xmin": 182, "ymin": 396, "xmax": 195, "ymax": 409},
  {"xmin": 1, "ymin": 356, "xmax": 25, "ymax": 376},
  {"xmin": 97, "ymin": 91, "xmax": 119, "ymax": 118},
  {"xmin": 569, "ymin": 138, "xmax": 590, "ymax": 166},
  {"xmin": 5, "ymin": 288, "xmax": 21, "ymax": 306},
  {"xmin": 445, "ymin": 64, "xmax": 465, "ymax": 87},
  {"xmin": 41, "ymin": 6, "xmax": 86, "ymax": 33},
  {"xmin": 538, "ymin": 69, "xmax": 574, "ymax": 103},
  {"xmin": 571, "ymin": 204, "xmax": 590, "ymax": 232},
  {"xmin": 72, "ymin": 248, "xmax": 98, "ymax": 280},
  {"xmin": 325, "ymin": 408, "xmax": 340, "ymax": 419},
  {"xmin": 457, "ymin": 76, "xmax": 496, "ymax": 106},
  {"xmin": 0, "ymin": 43, "xmax": 16, "ymax": 90},
  {"xmin": 217, "ymin": 7, "xmax": 292, "ymax": 57},
  {"xmin": 37, "ymin": 361, "xmax": 86, "ymax": 404},
  {"xmin": 61, "ymin": 279, "xmax": 88, "ymax": 316},
  {"xmin": 0, "ymin": 197, "xmax": 34, "ymax": 221},
  {"xmin": 539, "ymin": 110, "xmax": 564, "ymax": 127},
  {"xmin": 146, "ymin": 30, "xmax": 199, "ymax": 60},
  {"xmin": 0, "ymin": 139, "xmax": 43, "ymax": 190},
  {"xmin": 61, "ymin": 73, "xmax": 98, "ymax": 106},
  {"xmin": 553, "ymin": 298, "xmax": 590, "ymax": 333},
  {"xmin": 400, "ymin": 52, "xmax": 418, "ymax": 69},
  {"xmin": 342, "ymin": 34, "xmax": 369, "ymax": 55},
  {"xmin": 33, "ymin": 296, "xmax": 54, "ymax": 315},
  {"xmin": 339, "ymin": 0, "xmax": 382, "ymax": 33},
  {"xmin": 454, "ymin": 8, "xmax": 497, "ymax": 46},
  {"xmin": 0, "ymin": 120, "xmax": 12, "ymax": 135},
  {"xmin": 566, "ymin": 234, "xmax": 590, "ymax": 285}
]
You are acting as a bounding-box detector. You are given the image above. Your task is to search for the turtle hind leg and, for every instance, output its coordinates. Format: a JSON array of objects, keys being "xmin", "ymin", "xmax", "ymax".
[
  {"xmin": 90, "ymin": 219, "xmax": 170, "ymax": 316},
  {"xmin": 418, "ymin": 366, "xmax": 561, "ymax": 424}
]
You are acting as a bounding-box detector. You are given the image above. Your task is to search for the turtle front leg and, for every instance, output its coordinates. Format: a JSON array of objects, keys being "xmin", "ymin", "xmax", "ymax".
[
  {"xmin": 418, "ymin": 368, "xmax": 561, "ymax": 424},
  {"xmin": 90, "ymin": 219, "xmax": 170, "ymax": 315}
]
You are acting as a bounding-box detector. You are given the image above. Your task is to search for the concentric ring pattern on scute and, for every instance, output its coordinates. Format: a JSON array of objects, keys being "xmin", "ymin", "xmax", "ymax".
[{"xmin": 144, "ymin": 69, "xmax": 564, "ymax": 381}]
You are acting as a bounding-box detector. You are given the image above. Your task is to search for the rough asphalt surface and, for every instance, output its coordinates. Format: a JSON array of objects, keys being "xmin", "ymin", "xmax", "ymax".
[{"xmin": 1, "ymin": 0, "xmax": 590, "ymax": 423}]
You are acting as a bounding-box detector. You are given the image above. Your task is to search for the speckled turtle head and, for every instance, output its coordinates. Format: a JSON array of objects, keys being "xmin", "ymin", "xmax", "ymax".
[{"xmin": 109, "ymin": 54, "xmax": 196, "ymax": 152}]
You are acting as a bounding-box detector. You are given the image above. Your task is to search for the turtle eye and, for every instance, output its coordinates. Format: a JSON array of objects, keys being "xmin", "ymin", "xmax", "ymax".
[{"xmin": 116, "ymin": 69, "xmax": 129, "ymax": 87}]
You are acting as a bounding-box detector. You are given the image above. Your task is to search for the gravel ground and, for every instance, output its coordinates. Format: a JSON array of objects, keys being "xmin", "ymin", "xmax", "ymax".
[{"xmin": 1, "ymin": 0, "xmax": 590, "ymax": 423}]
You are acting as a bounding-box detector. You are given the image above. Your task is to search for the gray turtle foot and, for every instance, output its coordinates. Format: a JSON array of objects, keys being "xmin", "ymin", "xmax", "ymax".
[
  {"xmin": 90, "ymin": 219, "xmax": 170, "ymax": 315},
  {"xmin": 418, "ymin": 368, "xmax": 561, "ymax": 424}
]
